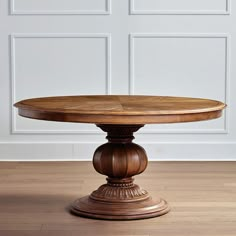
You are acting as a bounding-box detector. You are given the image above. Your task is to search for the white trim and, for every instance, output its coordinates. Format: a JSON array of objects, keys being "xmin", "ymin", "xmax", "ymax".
[
  {"xmin": 10, "ymin": 33, "xmax": 112, "ymax": 134},
  {"xmin": 129, "ymin": 0, "xmax": 231, "ymax": 15},
  {"xmin": 224, "ymin": 35, "xmax": 231, "ymax": 133},
  {"xmin": 0, "ymin": 142, "xmax": 235, "ymax": 161},
  {"xmin": 137, "ymin": 128, "xmax": 228, "ymax": 134},
  {"xmin": 129, "ymin": 33, "xmax": 230, "ymax": 134},
  {"xmin": 1, "ymin": 159, "xmax": 235, "ymax": 162},
  {"xmin": 10, "ymin": 0, "xmax": 111, "ymax": 15},
  {"xmin": 1, "ymin": 141, "xmax": 236, "ymax": 144}
]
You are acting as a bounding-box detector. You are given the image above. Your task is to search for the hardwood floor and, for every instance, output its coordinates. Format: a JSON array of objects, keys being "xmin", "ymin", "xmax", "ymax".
[{"xmin": 0, "ymin": 161, "xmax": 235, "ymax": 236}]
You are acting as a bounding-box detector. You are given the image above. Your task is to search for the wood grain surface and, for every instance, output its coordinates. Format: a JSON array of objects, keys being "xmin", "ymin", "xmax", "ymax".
[
  {"xmin": 14, "ymin": 95, "xmax": 226, "ymax": 124},
  {"xmin": 0, "ymin": 161, "xmax": 235, "ymax": 236}
]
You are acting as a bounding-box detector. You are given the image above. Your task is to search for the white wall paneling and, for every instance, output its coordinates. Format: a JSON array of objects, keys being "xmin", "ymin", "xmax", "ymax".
[
  {"xmin": 129, "ymin": 34, "xmax": 230, "ymax": 134},
  {"xmin": 11, "ymin": 34, "xmax": 111, "ymax": 134},
  {"xmin": 130, "ymin": 0, "xmax": 230, "ymax": 15},
  {"xmin": 11, "ymin": 0, "xmax": 111, "ymax": 15},
  {"xmin": 0, "ymin": 0, "xmax": 235, "ymax": 160}
]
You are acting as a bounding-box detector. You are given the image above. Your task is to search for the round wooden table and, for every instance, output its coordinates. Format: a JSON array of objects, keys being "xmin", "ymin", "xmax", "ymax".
[{"xmin": 14, "ymin": 95, "xmax": 226, "ymax": 220}]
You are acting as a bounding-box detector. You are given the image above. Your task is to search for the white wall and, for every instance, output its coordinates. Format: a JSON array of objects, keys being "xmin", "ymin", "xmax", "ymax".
[{"xmin": 0, "ymin": 0, "xmax": 235, "ymax": 161}]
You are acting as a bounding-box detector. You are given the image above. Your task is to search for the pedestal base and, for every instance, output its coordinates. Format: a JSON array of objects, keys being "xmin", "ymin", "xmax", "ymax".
[
  {"xmin": 70, "ymin": 125, "xmax": 170, "ymax": 220},
  {"xmin": 71, "ymin": 196, "xmax": 170, "ymax": 220}
]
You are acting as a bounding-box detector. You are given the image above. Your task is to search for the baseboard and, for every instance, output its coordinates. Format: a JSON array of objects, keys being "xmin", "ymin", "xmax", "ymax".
[{"xmin": 0, "ymin": 142, "xmax": 235, "ymax": 161}]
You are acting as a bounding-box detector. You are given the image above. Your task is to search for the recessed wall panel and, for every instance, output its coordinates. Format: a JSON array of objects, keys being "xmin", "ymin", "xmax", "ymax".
[
  {"xmin": 130, "ymin": 0, "xmax": 229, "ymax": 14},
  {"xmin": 12, "ymin": 0, "xmax": 110, "ymax": 14},
  {"xmin": 12, "ymin": 34, "xmax": 111, "ymax": 133},
  {"xmin": 130, "ymin": 34, "xmax": 229, "ymax": 133}
]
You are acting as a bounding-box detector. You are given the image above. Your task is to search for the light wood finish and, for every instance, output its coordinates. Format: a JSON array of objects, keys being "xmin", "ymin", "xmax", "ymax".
[
  {"xmin": 14, "ymin": 95, "xmax": 226, "ymax": 220},
  {"xmin": 14, "ymin": 95, "xmax": 226, "ymax": 124},
  {"xmin": 0, "ymin": 161, "xmax": 236, "ymax": 235}
]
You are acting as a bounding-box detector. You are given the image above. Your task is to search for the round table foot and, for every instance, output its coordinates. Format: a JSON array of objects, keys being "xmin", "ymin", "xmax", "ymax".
[{"xmin": 70, "ymin": 196, "xmax": 170, "ymax": 220}]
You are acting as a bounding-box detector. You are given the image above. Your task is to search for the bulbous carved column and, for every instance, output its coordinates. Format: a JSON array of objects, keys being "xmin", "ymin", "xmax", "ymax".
[
  {"xmin": 71, "ymin": 125, "xmax": 170, "ymax": 220},
  {"xmin": 92, "ymin": 125, "xmax": 148, "ymax": 202}
]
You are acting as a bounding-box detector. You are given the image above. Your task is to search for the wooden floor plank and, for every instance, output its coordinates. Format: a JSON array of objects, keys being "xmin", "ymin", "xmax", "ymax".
[{"xmin": 0, "ymin": 161, "xmax": 235, "ymax": 235}]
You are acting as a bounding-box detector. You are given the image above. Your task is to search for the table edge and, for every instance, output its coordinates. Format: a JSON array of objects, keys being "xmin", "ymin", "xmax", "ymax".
[{"xmin": 17, "ymin": 108, "xmax": 223, "ymax": 125}]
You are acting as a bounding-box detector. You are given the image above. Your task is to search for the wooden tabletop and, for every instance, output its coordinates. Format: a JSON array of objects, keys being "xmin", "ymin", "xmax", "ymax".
[{"xmin": 14, "ymin": 95, "xmax": 226, "ymax": 124}]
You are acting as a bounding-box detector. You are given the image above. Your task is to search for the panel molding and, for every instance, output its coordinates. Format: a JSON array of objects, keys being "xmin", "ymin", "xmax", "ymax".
[
  {"xmin": 10, "ymin": 33, "xmax": 112, "ymax": 134},
  {"xmin": 129, "ymin": 0, "xmax": 231, "ymax": 15},
  {"xmin": 129, "ymin": 33, "xmax": 230, "ymax": 134},
  {"xmin": 10, "ymin": 0, "xmax": 111, "ymax": 15}
]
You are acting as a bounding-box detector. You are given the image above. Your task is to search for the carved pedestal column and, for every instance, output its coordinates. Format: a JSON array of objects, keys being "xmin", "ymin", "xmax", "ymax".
[{"xmin": 71, "ymin": 125, "xmax": 170, "ymax": 220}]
